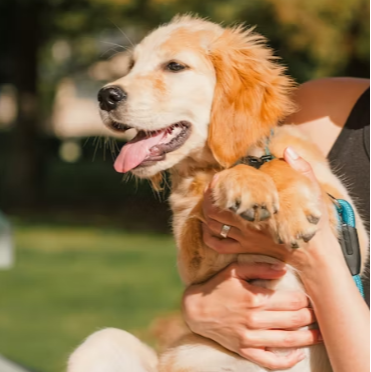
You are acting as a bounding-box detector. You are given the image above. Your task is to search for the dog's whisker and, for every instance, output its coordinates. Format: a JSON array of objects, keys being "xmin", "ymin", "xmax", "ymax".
[
  {"xmin": 100, "ymin": 41, "xmax": 128, "ymax": 50},
  {"xmin": 108, "ymin": 19, "xmax": 134, "ymax": 47},
  {"xmin": 83, "ymin": 137, "xmax": 91, "ymax": 147},
  {"xmin": 108, "ymin": 138, "xmax": 118, "ymax": 161},
  {"xmin": 100, "ymin": 47, "xmax": 121, "ymax": 59},
  {"xmin": 107, "ymin": 50, "xmax": 127, "ymax": 61},
  {"xmin": 92, "ymin": 136, "xmax": 105, "ymax": 162}
]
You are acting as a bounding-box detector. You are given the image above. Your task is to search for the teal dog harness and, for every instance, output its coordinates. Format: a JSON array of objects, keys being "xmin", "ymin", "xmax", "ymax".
[{"xmin": 331, "ymin": 197, "xmax": 364, "ymax": 298}]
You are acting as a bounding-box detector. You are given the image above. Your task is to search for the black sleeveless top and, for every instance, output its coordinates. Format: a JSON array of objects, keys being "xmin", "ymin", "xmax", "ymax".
[{"xmin": 328, "ymin": 87, "xmax": 370, "ymax": 306}]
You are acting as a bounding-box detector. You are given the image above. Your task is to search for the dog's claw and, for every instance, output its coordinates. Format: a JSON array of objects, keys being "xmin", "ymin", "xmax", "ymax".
[
  {"xmin": 277, "ymin": 237, "xmax": 284, "ymax": 245},
  {"xmin": 229, "ymin": 199, "xmax": 241, "ymax": 213},
  {"xmin": 307, "ymin": 215, "xmax": 320, "ymax": 224},
  {"xmin": 258, "ymin": 206, "xmax": 271, "ymax": 221},
  {"xmin": 240, "ymin": 204, "xmax": 271, "ymax": 222},
  {"xmin": 291, "ymin": 242, "xmax": 300, "ymax": 249},
  {"xmin": 241, "ymin": 208, "xmax": 256, "ymax": 221},
  {"xmin": 302, "ymin": 232, "xmax": 316, "ymax": 242}
]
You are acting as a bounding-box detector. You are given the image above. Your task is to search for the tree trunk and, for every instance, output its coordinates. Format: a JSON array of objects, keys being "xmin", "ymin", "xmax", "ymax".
[
  {"xmin": 344, "ymin": 1, "xmax": 370, "ymax": 78},
  {"xmin": 4, "ymin": 0, "xmax": 46, "ymax": 208}
]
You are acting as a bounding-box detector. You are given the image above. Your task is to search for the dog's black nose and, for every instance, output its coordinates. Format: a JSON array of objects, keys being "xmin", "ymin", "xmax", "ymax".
[{"xmin": 97, "ymin": 86, "xmax": 127, "ymax": 111}]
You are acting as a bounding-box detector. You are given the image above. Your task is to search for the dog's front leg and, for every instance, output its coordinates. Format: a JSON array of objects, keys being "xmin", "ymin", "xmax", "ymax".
[{"xmin": 67, "ymin": 328, "xmax": 158, "ymax": 372}]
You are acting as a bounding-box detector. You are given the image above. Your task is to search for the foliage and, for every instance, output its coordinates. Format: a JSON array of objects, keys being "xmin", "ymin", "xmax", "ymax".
[{"xmin": 41, "ymin": 0, "xmax": 370, "ymax": 82}]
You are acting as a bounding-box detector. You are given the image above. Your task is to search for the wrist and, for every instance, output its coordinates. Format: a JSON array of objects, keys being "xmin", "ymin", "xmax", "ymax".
[
  {"xmin": 291, "ymin": 231, "xmax": 346, "ymax": 280},
  {"xmin": 182, "ymin": 285, "xmax": 203, "ymax": 332}
]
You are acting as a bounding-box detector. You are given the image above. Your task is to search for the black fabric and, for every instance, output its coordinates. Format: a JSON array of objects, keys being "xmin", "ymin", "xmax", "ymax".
[{"xmin": 328, "ymin": 87, "xmax": 370, "ymax": 306}]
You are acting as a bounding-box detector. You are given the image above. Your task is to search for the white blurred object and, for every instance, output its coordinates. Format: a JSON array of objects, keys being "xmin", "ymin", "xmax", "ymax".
[
  {"xmin": 0, "ymin": 212, "xmax": 13, "ymax": 269},
  {"xmin": 0, "ymin": 355, "xmax": 31, "ymax": 372}
]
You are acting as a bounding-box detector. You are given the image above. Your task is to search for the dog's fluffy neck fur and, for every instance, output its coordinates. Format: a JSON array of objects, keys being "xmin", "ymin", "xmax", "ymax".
[
  {"xmin": 172, "ymin": 146, "xmax": 219, "ymax": 176},
  {"xmin": 168, "ymin": 134, "xmax": 271, "ymax": 193}
]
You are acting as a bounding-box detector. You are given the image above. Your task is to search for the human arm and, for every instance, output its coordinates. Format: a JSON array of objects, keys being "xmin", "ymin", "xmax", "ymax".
[
  {"xmin": 284, "ymin": 149, "xmax": 370, "ymax": 372},
  {"xmin": 201, "ymin": 147, "xmax": 370, "ymax": 372},
  {"xmin": 286, "ymin": 77, "xmax": 370, "ymax": 156}
]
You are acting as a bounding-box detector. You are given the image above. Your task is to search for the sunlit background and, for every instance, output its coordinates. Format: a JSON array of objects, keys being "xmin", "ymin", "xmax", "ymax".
[{"xmin": 0, "ymin": 0, "xmax": 369, "ymax": 371}]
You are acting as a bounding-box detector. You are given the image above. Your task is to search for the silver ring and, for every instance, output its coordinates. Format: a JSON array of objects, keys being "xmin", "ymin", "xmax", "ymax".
[{"xmin": 220, "ymin": 224, "xmax": 231, "ymax": 238}]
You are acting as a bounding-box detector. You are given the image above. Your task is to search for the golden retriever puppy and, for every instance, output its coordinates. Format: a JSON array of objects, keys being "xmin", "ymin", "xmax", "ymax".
[{"xmin": 68, "ymin": 15, "xmax": 368, "ymax": 372}]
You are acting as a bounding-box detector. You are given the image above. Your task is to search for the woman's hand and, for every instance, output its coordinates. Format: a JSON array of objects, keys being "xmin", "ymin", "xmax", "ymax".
[
  {"xmin": 182, "ymin": 262, "xmax": 321, "ymax": 370},
  {"xmin": 202, "ymin": 191, "xmax": 287, "ymax": 259},
  {"xmin": 202, "ymin": 147, "xmax": 339, "ymax": 269}
]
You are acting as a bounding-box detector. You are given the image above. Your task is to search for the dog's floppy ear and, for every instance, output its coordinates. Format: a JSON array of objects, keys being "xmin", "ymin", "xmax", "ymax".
[{"xmin": 208, "ymin": 26, "xmax": 295, "ymax": 168}]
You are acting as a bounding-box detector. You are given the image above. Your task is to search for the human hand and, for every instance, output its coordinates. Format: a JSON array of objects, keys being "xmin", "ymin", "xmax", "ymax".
[
  {"xmin": 182, "ymin": 262, "xmax": 321, "ymax": 370},
  {"xmin": 202, "ymin": 147, "xmax": 339, "ymax": 268},
  {"xmin": 202, "ymin": 188, "xmax": 287, "ymax": 259}
]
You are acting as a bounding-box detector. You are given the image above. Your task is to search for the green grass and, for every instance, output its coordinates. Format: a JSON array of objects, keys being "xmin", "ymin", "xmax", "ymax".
[{"xmin": 0, "ymin": 221, "xmax": 182, "ymax": 372}]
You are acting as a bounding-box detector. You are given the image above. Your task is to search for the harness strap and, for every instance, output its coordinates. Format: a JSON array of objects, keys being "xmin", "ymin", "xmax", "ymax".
[{"xmin": 332, "ymin": 197, "xmax": 364, "ymax": 298}]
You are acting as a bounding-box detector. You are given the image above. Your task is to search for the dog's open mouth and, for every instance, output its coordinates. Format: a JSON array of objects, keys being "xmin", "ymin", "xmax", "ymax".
[{"xmin": 113, "ymin": 121, "xmax": 191, "ymax": 173}]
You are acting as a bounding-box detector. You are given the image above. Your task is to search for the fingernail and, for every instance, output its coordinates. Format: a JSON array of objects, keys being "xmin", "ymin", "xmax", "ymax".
[
  {"xmin": 297, "ymin": 350, "xmax": 306, "ymax": 360},
  {"xmin": 270, "ymin": 262, "xmax": 286, "ymax": 271},
  {"xmin": 204, "ymin": 184, "xmax": 209, "ymax": 193},
  {"xmin": 286, "ymin": 147, "xmax": 299, "ymax": 160},
  {"xmin": 210, "ymin": 174, "xmax": 219, "ymax": 188}
]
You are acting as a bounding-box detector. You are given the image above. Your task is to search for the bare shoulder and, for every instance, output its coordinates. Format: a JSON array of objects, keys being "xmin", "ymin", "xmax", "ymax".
[{"xmin": 285, "ymin": 77, "xmax": 370, "ymax": 156}]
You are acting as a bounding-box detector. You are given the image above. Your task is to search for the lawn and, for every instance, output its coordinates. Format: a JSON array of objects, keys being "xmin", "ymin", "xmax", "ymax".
[{"xmin": 0, "ymin": 221, "xmax": 182, "ymax": 372}]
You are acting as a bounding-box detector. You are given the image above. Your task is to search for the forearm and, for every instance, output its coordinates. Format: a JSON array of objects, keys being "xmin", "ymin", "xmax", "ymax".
[{"xmin": 299, "ymin": 238, "xmax": 370, "ymax": 372}]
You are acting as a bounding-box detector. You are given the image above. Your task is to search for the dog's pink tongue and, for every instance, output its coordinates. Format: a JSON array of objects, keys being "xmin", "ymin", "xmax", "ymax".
[{"xmin": 114, "ymin": 131, "xmax": 165, "ymax": 173}]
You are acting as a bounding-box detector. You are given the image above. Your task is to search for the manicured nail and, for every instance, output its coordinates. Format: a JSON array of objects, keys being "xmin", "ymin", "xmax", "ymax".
[
  {"xmin": 270, "ymin": 262, "xmax": 286, "ymax": 271},
  {"xmin": 286, "ymin": 147, "xmax": 299, "ymax": 160}
]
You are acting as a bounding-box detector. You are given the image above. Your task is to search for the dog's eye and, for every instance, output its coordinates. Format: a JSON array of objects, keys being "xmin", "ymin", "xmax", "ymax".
[{"xmin": 166, "ymin": 61, "xmax": 187, "ymax": 72}]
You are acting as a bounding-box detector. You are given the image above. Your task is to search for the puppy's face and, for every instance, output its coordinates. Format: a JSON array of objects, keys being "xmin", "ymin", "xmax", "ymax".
[
  {"xmin": 99, "ymin": 21, "xmax": 223, "ymax": 178},
  {"xmin": 99, "ymin": 16, "xmax": 294, "ymax": 178}
]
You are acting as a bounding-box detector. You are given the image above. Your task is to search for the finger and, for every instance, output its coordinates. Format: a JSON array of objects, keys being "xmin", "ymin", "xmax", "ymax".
[
  {"xmin": 284, "ymin": 147, "xmax": 318, "ymax": 185},
  {"xmin": 229, "ymin": 262, "xmax": 287, "ymax": 282},
  {"xmin": 239, "ymin": 348, "xmax": 305, "ymax": 370},
  {"xmin": 202, "ymin": 223, "xmax": 243, "ymax": 254},
  {"xmin": 204, "ymin": 218, "xmax": 242, "ymax": 241},
  {"xmin": 246, "ymin": 308, "xmax": 316, "ymax": 330},
  {"xmin": 243, "ymin": 329, "xmax": 321, "ymax": 348},
  {"xmin": 203, "ymin": 189, "xmax": 242, "ymax": 227},
  {"xmin": 263, "ymin": 290, "xmax": 309, "ymax": 311}
]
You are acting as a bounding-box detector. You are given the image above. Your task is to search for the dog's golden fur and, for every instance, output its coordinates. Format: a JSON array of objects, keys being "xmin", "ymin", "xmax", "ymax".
[{"xmin": 68, "ymin": 15, "xmax": 369, "ymax": 372}]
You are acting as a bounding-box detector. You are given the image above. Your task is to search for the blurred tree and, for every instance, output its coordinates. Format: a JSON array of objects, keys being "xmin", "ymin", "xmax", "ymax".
[
  {"xmin": 142, "ymin": 0, "xmax": 370, "ymax": 80},
  {"xmin": 0, "ymin": 1, "xmax": 16, "ymax": 84},
  {"xmin": 4, "ymin": 0, "xmax": 47, "ymax": 207},
  {"xmin": 0, "ymin": 0, "xmax": 369, "ymax": 207}
]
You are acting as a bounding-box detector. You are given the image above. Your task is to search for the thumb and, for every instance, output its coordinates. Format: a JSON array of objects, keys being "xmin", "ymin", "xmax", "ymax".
[
  {"xmin": 229, "ymin": 262, "xmax": 287, "ymax": 281},
  {"xmin": 284, "ymin": 147, "xmax": 318, "ymax": 185}
]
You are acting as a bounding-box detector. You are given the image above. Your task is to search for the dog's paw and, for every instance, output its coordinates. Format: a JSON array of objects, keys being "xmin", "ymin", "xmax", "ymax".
[
  {"xmin": 212, "ymin": 165, "xmax": 279, "ymax": 223},
  {"xmin": 272, "ymin": 178, "xmax": 322, "ymax": 248}
]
